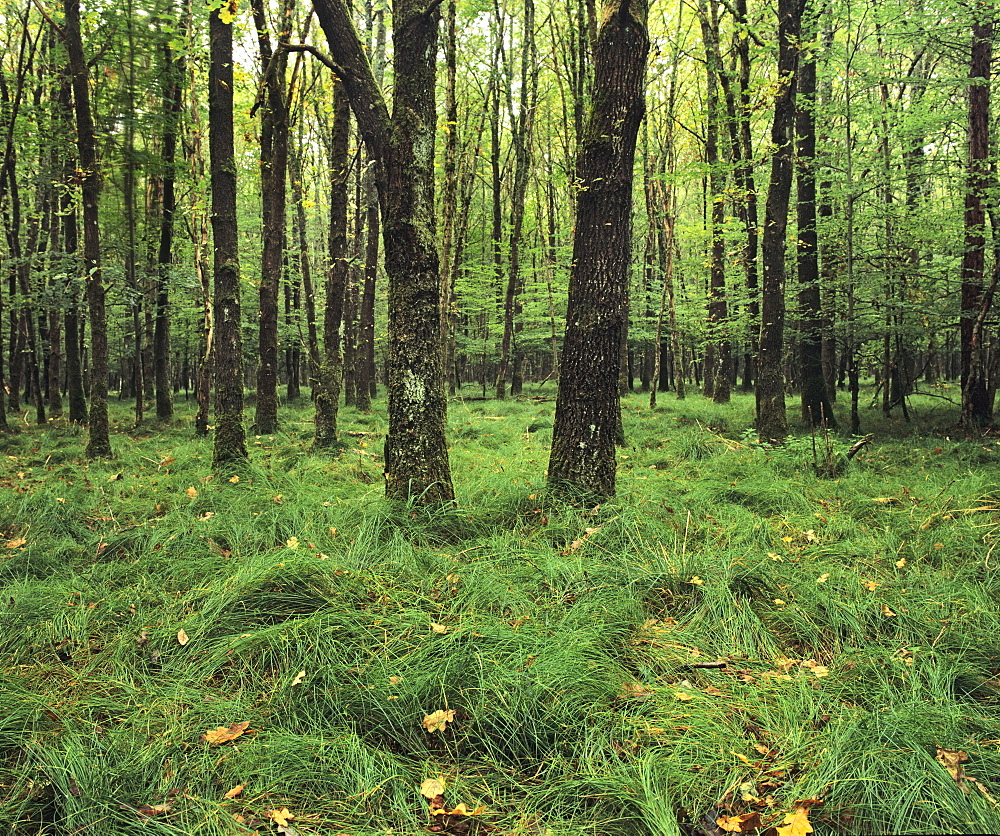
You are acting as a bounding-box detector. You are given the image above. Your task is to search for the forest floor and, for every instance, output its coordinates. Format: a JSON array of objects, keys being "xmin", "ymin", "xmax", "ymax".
[{"xmin": 1, "ymin": 384, "xmax": 999, "ymax": 835}]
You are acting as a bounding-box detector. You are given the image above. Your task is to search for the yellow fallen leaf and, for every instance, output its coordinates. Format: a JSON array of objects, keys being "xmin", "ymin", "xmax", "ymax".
[
  {"xmin": 224, "ymin": 784, "xmax": 244, "ymax": 799},
  {"xmin": 291, "ymin": 670, "xmax": 306, "ymax": 686},
  {"xmin": 780, "ymin": 536, "xmax": 794, "ymax": 543},
  {"xmin": 177, "ymin": 629, "xmax": 189, "ymax": 646},
  {"xmin": 5, "ymin": 537, "xmax": 26, "ymax": 549},
  {"xmin": 731, "ymin": 751, "xmax": 752, "ymax": 765},
  {"xmin": 185, "ymin": 486, "xmax": 198, "ymax": 497},
  {"xmin": 201, "ymin": 721, "xmax": 251, "ymax": 745},
  {"xmin": 674, "ymin": 691, "xmax": 694, "ymax": 701},
  {"xmin": 774, "ymin": 599, "xmax": 787, "ymax": 606},
  {"xmin": 229, "ymin": 475, "xmax": 240, "ymax": 483},
  {"xmin": 776, "ymin": 806, "xmax": 813, "ymax": 836},
  {"xmin": 768, "ymin": 552, "xmax": 784, "ymax": 561},
  {"xmin": 430, "ymin": 622, "xmax": 449, "ymax": 634},
  {"xmin": 422, "ymin": 709, "xmax": 456, "ymax": 733},
  {"xmin": 286, "ymin": 537, "xmax": 300, "ymax": 549},
  {"xmin": 267, "ymin": 807, "xmax": 294, "ymax": 827},
  {"xmin": 688, "ymin": 576, "xmax": 704, "ymax": 585},
  {"xmin": 420, "ymin": 777, "xmax": 446, "ymax": 798},
  {"xmin": 895, "ymin": 557, "xmax": 907, "ymax": 568},
  {"xmin": 804, "ymin": 529, "xmax": 818, "ymax": 542},
  {"xmin": 881, "ymin": 604, "xmax": 897, "ymax": 617},
  {"xmin": 816, "ymin": 573, "xmax": 830, "ymax": 583},
  {"xmin": 862, "ymin": 579, "xmax": 878, "ymax": 591},
  {"xmin": 389, "ymin": 676, "xmax": 402, "ymax": 684}
]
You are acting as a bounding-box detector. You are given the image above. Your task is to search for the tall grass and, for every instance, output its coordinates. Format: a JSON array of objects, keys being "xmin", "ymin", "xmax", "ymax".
[{"xmin": 1, "ymin": 388, "xmax": 999, "ymax": 834}]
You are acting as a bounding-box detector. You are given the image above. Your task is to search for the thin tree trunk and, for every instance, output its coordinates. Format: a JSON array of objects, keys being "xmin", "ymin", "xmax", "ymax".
[{"xmin": 64, "ymin": 0, "xmax": 111, "ymax": 456}]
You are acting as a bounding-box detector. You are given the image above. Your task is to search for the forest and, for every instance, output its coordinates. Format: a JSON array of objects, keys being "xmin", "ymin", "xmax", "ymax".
[{"xmin": 2, "ymin": 0, "xmax": 1000, "ymax": 834}]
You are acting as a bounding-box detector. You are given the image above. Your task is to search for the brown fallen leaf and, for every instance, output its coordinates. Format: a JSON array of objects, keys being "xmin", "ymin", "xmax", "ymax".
[
  {"xmin": 936, "ymin": 748, "xmax": 969, "ymax": 785},
  {"xmin": 136, "ymin": 802, "xmax": 172, "ymax": 816},
  {"xmin": 5, "ymin": 537, "xmax": 26, "ymax": 549},
  {"xmin": 200, "ymin": 720, "xmax": 251, "ymax": 745},
  {"xmin": 223, "ymin": 784, "xmax": 244, "ymax": 799}
]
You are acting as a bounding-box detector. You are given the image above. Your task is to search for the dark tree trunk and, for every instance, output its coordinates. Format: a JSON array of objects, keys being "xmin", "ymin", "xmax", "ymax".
[
  {"xmin": 313, "ymin": 0, "xmax": 454, "ymax": 503},
  {"xmin": 155, "ymin": 12, "xmax": 184, "ymax": 421},
  {"xmin": 548, "ymin": 0, "xmax": 649, "ymax": 499},
  {"xmin": 313, "ymin": 77, "xmax": 350, "ymax": 448},
  {"xmin": 252, "ymin": 0, "xmax": 292, "ymax": 435},
  {"xmin": 209, "ymin": 3, "xmax": 248, "ymax": 469},
  {"xmin": 64, "ymin": 0, "xmax": 111, "ymax": 456},
  {"xmin": 796, "ymin": 11, "xmax": 835, "ymax": 428},
  {"xmin": 756, "ymin": 0, "xmax": 803, "ymax": 444},
  {"xmin": 961, "ymin": 11, "xmax": 994, "ymax": 428},
  {"xmin": 697, "ymin": 0, "xmax": 730, "ymax": 404}
]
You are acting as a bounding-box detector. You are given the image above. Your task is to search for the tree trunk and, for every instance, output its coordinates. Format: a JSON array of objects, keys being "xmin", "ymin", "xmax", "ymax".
[
  {"xmin": 796, "ymin": 9, "xmax": 835, "ymax": 428},
  {"xmin": 755, "ymin": 0, "xmax": 803, "ymax": 444},
  {"xmin": 547, "ymin": 0, "xmax": 649, "ymax": 499},
  {"xmin": 313, "ymin": 0, "xmax": 455, "ymax": 503},
  {"xmin": 961, "ymin": 10, "xmax": 994, "ymax": 428},
  {"xmin": 64, "ymin": 0, "xmax": 111, "ymax": 457},
  {"xmin": 209, "ymin": 2, "xmax": 248, "ymax": 470},
  {"xmin": 252, "ymin": 0, "xmax": 292, "ymax": 435},
  {"xmin": 313, "ymin": 76, "xmax": 350, "ymax": 448}
]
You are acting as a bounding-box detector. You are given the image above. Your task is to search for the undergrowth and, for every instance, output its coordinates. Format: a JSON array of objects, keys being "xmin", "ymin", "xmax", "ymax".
[{"xmin": 1, "ymin": 387, "xmax": 999, "ymax": 835}]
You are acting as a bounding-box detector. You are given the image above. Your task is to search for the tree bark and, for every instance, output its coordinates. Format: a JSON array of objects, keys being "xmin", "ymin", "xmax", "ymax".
[
  {"xmin": 312, "ymin": 0, "xmax": 454, "ymax": 503},
  {"xmin": 209, "ymin": 2, "xmax": 248, "ymax": 470},
  {"xmin": 63, "ymin": 0, "xmax": 111, "ymax": 457},
  {"xmin": 547, "ymin": 0, "xmax": 649, "ymax": 499},
  {"xmin": 960, "ymin": 9, "xmax": 994, "ymax": 428},
  {"xmin": 755, "ymin": 0, "xmax": 803, "ymax": 444},
  {"xmin": 796, "ymin": 9, "xmax": 835, "ymax": 428}
]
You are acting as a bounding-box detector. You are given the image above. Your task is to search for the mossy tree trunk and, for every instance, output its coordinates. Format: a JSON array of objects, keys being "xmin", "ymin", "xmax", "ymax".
[
  {"xmin": 547, "ymin": 0, "xmax": 649, "ymax": 500},
  {"xmin": 312, "ymin": 0, "xmax": 454, "ymax": 503},
  {"xmin": 209, "ymin": 2, "xmax": 248, "ymax": 471}
]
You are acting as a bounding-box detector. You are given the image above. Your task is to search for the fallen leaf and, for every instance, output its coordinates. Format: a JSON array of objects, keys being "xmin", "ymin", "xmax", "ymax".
[
  {"xmin": 816, "ymin": 573, "xmax": 830, "ymax": 583},
  {"xmin": 895, "ymin": 557, "xmax": 907, "ymax": 568},
  {"xmin": 290, "ymin": 670, "xmax": 306, "ymax": 686},
  {"xmin": 223, "ymin": 784, "xmax": 244, "ymax": 799},
  {"xmin": 674, "ymin": 690, "xmax": 694, "ymax": 701},
  {"xmin": 804, "ymin": 529, "xmax": 818, "ymax": 542},
  {"xmin": 768, "ymin": 551, "xmax": 783, "ymax": 561},
  {"xmin": 229, "ymin": 475, "xmax": 240, "ymax": 483},
  {"xmin": 267, "ymin": 807, "xmax": 295, "ymax": 827},
  {"xmin": 5, "ymin": 537, "xmax": 26, "ymax": 549},
  {"xmin": 936, "ymin": 748, "xmax": 969, "ymax": 784},
  {"xmin": 176, "ymin": 629, "xmax": 189, "ymax": 646},
  {"xmin": 201, "ymin": 720, "xmax": 251, "ymax": 745},
  {"xmin": 704, "ymin": 685, "xmax": 724, "ymax": 696},
  {"xmin": 422, "ymin": 709, "xmax": 456, "ymax": 733},
  {"xmin": 774, "ymin": 599, "xmax": 787, "ymax": 606},
  {"xmin": 420, "ymin": 777, "xmax": 446, "ymax": 799},
  {"xmin": 286, "ymin": 537, "xmax": 300, "ymax": 549},
  {"xmin": 185, "ymin": 486, "xmax": 198, "ymax": 498},
  {"xmin": 430, "ymin": 622, "xmax": 449, "ymax": 634},
  {"xmin": 688, "ymin": 576, "xmax": 705, "ymax": 585},
  {"xmin": 861, "ymin": 579, "xmax": 878, "ymax": 591},
  {"xmin": 136, "ymin": 802, "xmax": 172, "ymax": 816},
  {"xmin": 717, "ymin": 812, "xmax": 762, "ymax": 832},
  {"xmin": 881, "ymin": 604, "xmax": 897, "ymax": 617},
  {"xmin": 389, "ymin": 676, "xmax": 402, "ymax": 684},
  {"xmin": 776, "ymin": 806, "xmax": 813, "ymax": 836},
  {"xmin": 731, "ymin": 751, "xmax": 752, "ymax": 765}
]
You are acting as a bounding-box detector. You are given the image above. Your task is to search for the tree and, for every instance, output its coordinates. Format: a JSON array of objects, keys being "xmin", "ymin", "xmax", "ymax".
[
  {"xmin": 63, "ymin": 0, "xmax": 112, "ymax": 457},
  {"xmin": 209, "ymin": 0, "xmax": 248, "ymax": 472},
  {"xmin": 960, "ymin": 5, "xmax": 994, "ymax": 428},
  {"xmin": 547, "ymin": 0, "xmax": 649, "ymax": 499},
  {"xmin": 755, "ymin": 0, "xmax": 804, "ymax": 444},
  {"xmin": 312, "ymin": 0, "xmax": 454, "ymax": 503}
]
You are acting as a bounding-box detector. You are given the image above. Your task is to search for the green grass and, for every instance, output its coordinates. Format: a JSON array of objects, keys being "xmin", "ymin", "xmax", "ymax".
[{"xmin": 2, "ymin": 386, "xmax": 999, "ymax": 835}]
